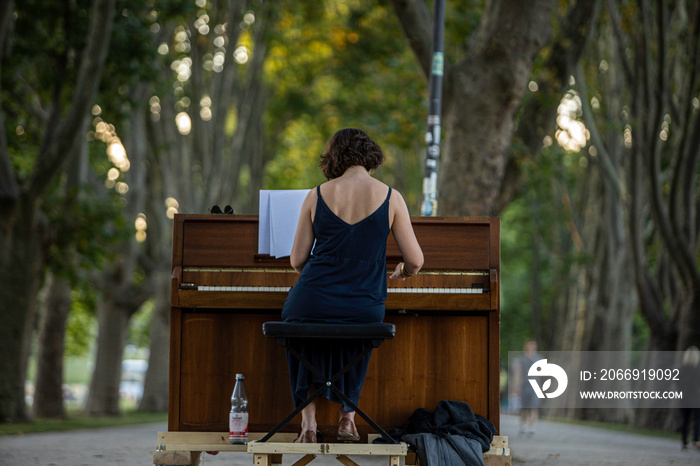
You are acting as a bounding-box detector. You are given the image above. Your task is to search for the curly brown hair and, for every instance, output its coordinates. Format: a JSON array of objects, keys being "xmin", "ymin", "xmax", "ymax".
[{"xmin": 319, "ymin": 128, "xmax": 385, "ymax": 179}]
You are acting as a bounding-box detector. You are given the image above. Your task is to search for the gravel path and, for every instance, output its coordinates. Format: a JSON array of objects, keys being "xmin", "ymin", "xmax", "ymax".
[{"xmin": 1, "ymin": 414, "xmax": 698, "ymax": 465}]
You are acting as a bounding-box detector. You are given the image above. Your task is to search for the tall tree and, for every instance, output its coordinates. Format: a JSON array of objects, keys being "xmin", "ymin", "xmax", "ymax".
[
  {"xmin": 0, "ymin": 0, "xmax": 116, "ymax": 422},
  {"xmin": 577, "ymin": 0, "xmax": 700, "ymax": 354},
  {"xmin": 136, "ymin": 0, "xmax": 274, "ymax": 410},
  {"xmin": 33, "ymin": 143, "xmax": 89, "ymax": 419},
  {"xmin": 391, "ymin": 0, "xmax": 555, "ymax": 216},
  {"xmin": 83, "ymin": 0, "xmax": 194, "ymax": 415}
]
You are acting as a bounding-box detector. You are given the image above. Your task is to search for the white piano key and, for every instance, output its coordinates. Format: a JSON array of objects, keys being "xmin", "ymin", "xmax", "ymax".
[{"xmin": 194, "ymin": 285, "xmax": 487, "ymax": 294}]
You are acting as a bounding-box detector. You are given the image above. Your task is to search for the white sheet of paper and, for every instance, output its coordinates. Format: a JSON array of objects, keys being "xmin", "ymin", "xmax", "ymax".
[
  {"xmin": 257, "ymin": 189, "xmax": 310, "ymax": 258},
  {"xmin": 269, "ymin": 190, "xmax": 310, "ymax": 258},
  {"xmin": 257, "ymin": 190, "xmax": 272, "ymax": 255}
]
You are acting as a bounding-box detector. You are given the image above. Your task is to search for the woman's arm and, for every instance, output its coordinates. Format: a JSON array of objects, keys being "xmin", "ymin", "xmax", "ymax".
[
  {"xmin": 388, "ymin": 190, "xmax": 423, "ymax": 280},
  {"xmin": 289, "ymin": 190, "xmax": 317, "ymax": 273}
]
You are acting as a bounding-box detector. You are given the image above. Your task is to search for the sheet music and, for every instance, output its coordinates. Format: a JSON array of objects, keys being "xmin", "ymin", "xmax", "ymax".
[
  {"xmin": 258, "ymin": 190, "xmax": 271, "ymax": 255},
  {"xmin": 258, "ymin": 189, "xmax": 310, "ymax": 258}
]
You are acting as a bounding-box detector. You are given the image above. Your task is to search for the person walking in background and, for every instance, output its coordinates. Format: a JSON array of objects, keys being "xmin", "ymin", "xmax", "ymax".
[
  {"xmin": 679, "ymin": 346, "xmax": 700, "ymax": 450},
  {"xmin": 513, "ymin": 339, "xmax": 543, "ymax": 436}
]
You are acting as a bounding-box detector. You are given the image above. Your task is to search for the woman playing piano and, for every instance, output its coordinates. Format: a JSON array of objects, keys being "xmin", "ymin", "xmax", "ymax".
[{"xmin": 281, "ymin": 127, "xmax": 424, "ymax": 443}]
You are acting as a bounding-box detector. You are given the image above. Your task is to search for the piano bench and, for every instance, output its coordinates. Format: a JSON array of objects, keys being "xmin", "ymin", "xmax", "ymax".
[{"xmin": 259, "ymin": 322, "xmax": 397, "ymax": 444}]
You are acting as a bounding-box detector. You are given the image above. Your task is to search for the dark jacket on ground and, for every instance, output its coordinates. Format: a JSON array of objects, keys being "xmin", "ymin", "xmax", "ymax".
[{"xmin": 382, "ymin": 400, "xmax": 497, "ymax": 466}]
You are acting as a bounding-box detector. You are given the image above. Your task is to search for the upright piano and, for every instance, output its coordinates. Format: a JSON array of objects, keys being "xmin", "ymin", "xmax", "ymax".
[{"xmin": 169, "ymin": 214, "xmax": 500, "ymax": 437}]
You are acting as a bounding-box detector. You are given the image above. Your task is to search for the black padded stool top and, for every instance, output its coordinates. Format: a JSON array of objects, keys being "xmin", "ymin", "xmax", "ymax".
[
  {"xmin": 262, "ymin": 322, "xmax": 395, "ymax": 340},
  {"xmin": 259, "ymin": 321, "xmax": 398, "ymax": 443}
]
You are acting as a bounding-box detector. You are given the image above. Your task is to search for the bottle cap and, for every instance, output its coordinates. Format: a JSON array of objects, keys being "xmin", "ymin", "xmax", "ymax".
[{"xmin": 236, "ymin": 373, "xmax": 244, "ymax": 379}]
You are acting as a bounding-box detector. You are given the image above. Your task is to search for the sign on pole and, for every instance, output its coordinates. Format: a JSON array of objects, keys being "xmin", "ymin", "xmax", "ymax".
[{"xmin": 421, "ymin": 0, "xmax": 445, "ymax": 217}]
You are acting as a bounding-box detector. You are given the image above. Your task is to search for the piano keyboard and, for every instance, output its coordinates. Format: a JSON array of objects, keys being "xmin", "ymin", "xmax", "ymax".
[{"xmin": 186, "ymin": 285, "xmax": 489, "ymax": 294}]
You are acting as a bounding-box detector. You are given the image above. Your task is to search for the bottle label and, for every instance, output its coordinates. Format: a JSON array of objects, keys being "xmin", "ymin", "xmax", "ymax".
[{"xmin": 229, "ymin": 412, "xmax": 249, "ymax": 444}]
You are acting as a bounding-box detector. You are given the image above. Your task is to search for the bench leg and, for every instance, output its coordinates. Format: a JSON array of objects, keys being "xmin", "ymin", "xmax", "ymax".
[
  {"xmin": 389, "ymin": 455, "xmax": 401, "ymax": 466},
  {"xmin": 335, "ymin": 455, "xmax": 359, "ymax": 466},
  {"xmin": 291, "ymin": 454, "xmax": 317, "ymax": 466},
  {"xmin": 152, "ymin": 450, "xmax": 201, "ymax": 466}
]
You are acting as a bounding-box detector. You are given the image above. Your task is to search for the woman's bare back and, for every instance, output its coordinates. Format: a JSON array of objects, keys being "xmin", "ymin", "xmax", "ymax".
[{"xmin": 316, "ymin": 167, "xmax": 391, "ymax": 226}]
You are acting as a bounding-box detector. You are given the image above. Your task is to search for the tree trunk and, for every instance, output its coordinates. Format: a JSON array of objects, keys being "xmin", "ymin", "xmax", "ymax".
[
  {"xmin": 86, "ymin": 83, "xmax": 151, "ymax": 416},
  {"xmin": 32, "ymin": 104, "xmax": 91, "ymax": 420},
  {"xmin": 84, "ymin": 299, "xmax": 129, "ymax": 416},
  {"xmin": 391, "ymin": 0, "xmax": 555, "ymax": 215},
  {"xmin": 32, "ymin": 275, "xmax": 72, "ymax": 419},
  {"xmin": 0, "ymin": 206, "xmax": 45, "ymax": 421},
  {"xmin": 0, "ymin": 0, "xmax": 116, "ymax": 422},
  {"xmin": 501, "ymin": 0, "xmax": 600, "ymax": 209},
  {"xmin": 139, "ymin": 269, "xmax": 170, "ymax": 412}
]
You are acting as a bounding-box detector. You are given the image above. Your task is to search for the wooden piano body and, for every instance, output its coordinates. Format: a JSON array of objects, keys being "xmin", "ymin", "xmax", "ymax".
[{"xmin": 169, "ymin": 214, "xmax": 500, "ymax": 437}]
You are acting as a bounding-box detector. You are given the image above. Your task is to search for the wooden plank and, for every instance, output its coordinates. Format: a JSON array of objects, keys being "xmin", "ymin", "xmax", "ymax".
[
  {"xmin": 168, "ymin": 307, "xmax": 182, "ymax": 432},
  {"xmin": 172, "ymin": 214, "xmax": 184, "ymax": 268},
  {"xmin": 326, "ymin": 443, "xmax": 408, "ymax": 455},
  {"xmin": 387, "ymin": 218, "xmax": 491, "ymax": 270},
  {"xmin": 335, "ymin": 455, "xmax": 360, "ymax": 466},
  {"xmin": 182, "ymin": 216, "xmax": 266, "ymax": 268},
  {"xmin": 489, "ymin": 269, "xmax": 498, "ymax": 311},
  {"xmin": 246, "ymin": 441, "xmax": 407, "ymax": 456},
  {"xmin": 171, "ymin": 266, "xmax": 182, "ymax": 307},
  {"xmin": 488, "ymin": 218, "xmax": 501, "ymax": 435},
  {"xmin": 489, "ymin": 435, "xmax": 508, "ymax": 449},
  {"xmin": 484, "ymin": 435, "xmax": 511, "ymax": 466},
  {"xmin": 163, "ymin": 444, "xmax": 247, "ymax": 452},
  {"xmin": 247, "ymin": 443, "xmax": 327, "ymax": 455},
  {"xmin": 152, "ymin": 450, "xmax": 193, "ymax": 465},
  {"xmin": 290, "ymin": 454, "xmax": 316, "ymax": 466},
  {"xmin": 157, "ymin": 431, "xmax": 296, "ymax": 445},
  {"xmin": 180, "ymin": 215, "xmax": 492, "ymax": 271},
  {"xmin": 488, "ymin": 308, "xmax": 501, "ymax": 433},
  {"xmin": 489, "ymin": 217, "xmax": 500, "ymax": 272},
  {"xmin": 176, "ymin": 289, "xmax": 494, "ymax": 312},
  {"xmin": 483, "ymin": 454, "xmax": 512, "ymax": 466}
]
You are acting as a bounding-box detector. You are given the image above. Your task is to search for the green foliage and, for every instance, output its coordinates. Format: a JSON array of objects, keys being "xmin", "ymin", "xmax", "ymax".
[
  {"xmin": 263, "ymin": 0, "xmax": 427, "ymax": 207},
  {"xmin": 64, "ymin": 289, "xmax": 98, "ymax": 358},
  {"xmin": 127, "ymin": 299, "xmax": 155, "ymax": 350},
  {"xmin": 6, "ymin": 0, "xmax": 91, "ymax": 105},
  {"xmin": 631, "ymin": 310, "xmax": 650, "ymax": 352},
  {"xmin": 500, "ymin": 142, "xmax": 587, "ymax": 353},
  {"xmin": 443, "ymin": 0, "xmax": 484, "ymax": 61},
  {"xmin": 264, "ymin": 116, "xmax": 328, "ymax": 188},
  {"xmin": 45, "ymin": 181, "xmax": 129, "ymax": 359},
  {"xmin": 99, "ymin": 0, "xmax": 196, "ymax": 119},
  {"xmin": 43, "ymin": 184, "xmax": 129, "ymax": 283},
  {"xmin": 2, "ymin": 1, "xmax": 91, "ymax": 175}
]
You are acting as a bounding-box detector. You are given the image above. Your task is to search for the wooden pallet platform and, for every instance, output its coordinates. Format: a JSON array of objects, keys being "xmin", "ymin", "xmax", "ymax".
[
  {"xmin": 483, "ymin": 435, "xmax": 511, "ymax": 466},
  {"xmin": 153, "ymin": 432, "xmax": 509, "ymax": 466},
  {"xmin": 248, "ymin": 440, "xmax": 407, "ymax": 466}
]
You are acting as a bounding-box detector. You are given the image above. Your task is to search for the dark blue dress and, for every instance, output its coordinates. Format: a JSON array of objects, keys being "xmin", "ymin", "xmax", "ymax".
[{"xmin": 281, "ymin": 185, "xmax": 391, "ymax": 411}]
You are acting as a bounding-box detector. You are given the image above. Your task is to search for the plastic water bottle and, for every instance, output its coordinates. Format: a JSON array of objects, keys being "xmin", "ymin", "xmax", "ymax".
[{"xmin": 229, "ymin": 373, "xmax": 248, "ymax": 444}]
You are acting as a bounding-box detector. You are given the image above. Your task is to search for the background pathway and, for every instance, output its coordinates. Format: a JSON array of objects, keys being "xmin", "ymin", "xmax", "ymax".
[{"xmin": 1, "ymin": 414, "xmax": 698, "ymax": 465}]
